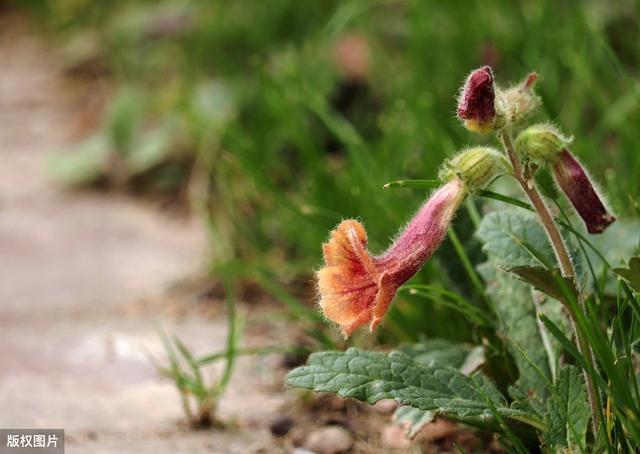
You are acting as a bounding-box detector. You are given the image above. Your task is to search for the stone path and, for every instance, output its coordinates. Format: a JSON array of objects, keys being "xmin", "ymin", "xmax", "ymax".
[{"xmin": 0, "ymin": 12, "xmax": 288, "ymax": 454}]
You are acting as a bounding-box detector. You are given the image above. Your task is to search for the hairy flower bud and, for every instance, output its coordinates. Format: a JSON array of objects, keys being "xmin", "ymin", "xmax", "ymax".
[
  {"xmin": 439, "ymin": 147, "xmax": 505, "ymax": 192},
  {"xmin": 515, "ymin": 124, "xmax": 615, "ymax": 234},
  {"xmin": 515, "ymin": 124, "xmax": 571, "ymax": 164},
  {"xmin": 497, "ymin": 72, "xmax": 540, "ymax": 125},
  {"xmin": 317, "ymin": 179, "xmax": 467, "ymax": 336},
  {"xmin": 457, "ymin": 66, "xmax": 502, "ymax": 134},
  {"xmin": 552, "ymin": 149, "xmax": 616, "ymax": 234}
]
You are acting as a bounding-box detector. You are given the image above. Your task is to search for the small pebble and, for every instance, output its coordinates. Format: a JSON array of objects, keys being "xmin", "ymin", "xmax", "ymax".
[
  {"xmin": 269, "ymin": 415, "xmax": 295, "ymax": 437},
  {"xmin": 373, "ymin": 398, "xmax": 397, "ymax": 414},
  {"xmin": 423, "ymin": 419, "xmax": 457, "ymax": 441},
  {"xmin": 304, "ymin": 426, "xmax": 354, "ymax": 454},
  {"xmin": 292, "ymin": 449, "xmax": 317, "ymax": 454},
  {"xmin": 380, "ymin": 424, "xmax": 412, "ymax": 450}
]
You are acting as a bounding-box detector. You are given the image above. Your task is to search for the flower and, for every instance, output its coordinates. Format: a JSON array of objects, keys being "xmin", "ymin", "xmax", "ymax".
[
  {"xmin": 552, "ymin": 149, "xmax": 616, "ymax": 234},
  {"xmin": 457, "ymin": 66, "xmax": 498, "ymax": 134},
  {"xmin": 317, "ymin": 179, "xmax": 467, "ymax": 336}
]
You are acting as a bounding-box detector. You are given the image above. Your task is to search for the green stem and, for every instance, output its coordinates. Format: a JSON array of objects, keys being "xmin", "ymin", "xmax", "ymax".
[
  {"xmin": 499, "ymin": 130, "xmax": 602, "ymax": 436},
  {"xmin": 448, "ymin": 227, "xmax": 494, "ymax": 313}
]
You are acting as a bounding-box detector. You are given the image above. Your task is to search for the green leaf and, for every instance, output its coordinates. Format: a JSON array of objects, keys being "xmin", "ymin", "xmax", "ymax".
[
  {"xmin": 286, "ymin": 348, "xmax": 537, "ymax": 427},
  {"xmin": 477, "ymin": 262, "xmax": 553, "ymax": 415},
  {"xmin": 126, "ymin": 127, "xmax": 173, "ymax": 175},
  {"xmin": 47, "ymin": 135, "xmax": 109, "ymax": 185},
  {"xmin": 383, "ymin": 179, "xmax": 441, "ymax": 190},
  {"xmin": 476, "ymin": 211, "xmax": 557, "ymax": 269},
  {"xmin": 505, "ymin": 265, "xmax": 578, "ymax": 304},
  {"xmin": 613, "ymin": 256, "xmax": 640, "ymax": 292},
  {"xmin": 544, "ymin": 366, "xmax": 590, "ymax": 452},
  {"xmin": 393, "ymin": 405, "xmax": 435, "ymax": 438},
  {"xmin": 394, "ymin": 340, "xmax": 485, "ymax": 438}
]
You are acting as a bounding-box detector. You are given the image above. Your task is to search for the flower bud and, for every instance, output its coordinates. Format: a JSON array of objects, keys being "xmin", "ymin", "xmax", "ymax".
[
  {"xmin": 552, "ymin": 149, "xmax": 616, "ymax": 234},
  {"xmin": 515, "ymin": 124, "xmax": 572, "ymax": 164},
  {"xmin": 439, "ymin": 147, "xmax": 505, "ymax": 192},
  {"xmin": 457, "ymin": 66, "xmax": 502, "ymax": 134},
  {"xmin": 497, "ymin": 72, "xmax": 540, "ymax": 125}
]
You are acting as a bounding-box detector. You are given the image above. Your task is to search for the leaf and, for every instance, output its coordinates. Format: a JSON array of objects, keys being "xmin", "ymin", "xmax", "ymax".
[
  {"xmin": 47, "ymin": 135, "xmax": 110, "ymax": 185},
  {"xmin": 544, "ymin": 366, "xmax": 590, "ymax": 452},
  {"xmin": 394, "ymin": 340, "xmax": 485, "ymax": 438},
  {"xmin": 393, "ymin": 405, "xmax": 435, "ymax": 438},
  {"xmin": 126, "ymin": 127, "xmax": 173, "ymax": 175},
  {"xmin": 505, "ymin": 265, "xmax": 577, "ymax": 304},
  {"xmin": 476, "ymin": 210, "xmax": 582, "ymax": 276},
  {"xmin": 613, "ymin": 256, "xmax": 640, "ymax": 292},
  {"xmin": 477, "ymin": 211, "xmax": 555, "ymax": 268},
  {"xmin": 401, "ymin": 339, "xmax": 483, "ymax": 371},
  {"xmin": 286, "ymin": 348, "xmax": 535, "ymax": 426},
  {"xmin": 383, "ymin": 179, "xmax": 441, "ymax": 190},
  {"xmin": 477, "ymin": 262, "xmax": 553, "ymax": 415}
]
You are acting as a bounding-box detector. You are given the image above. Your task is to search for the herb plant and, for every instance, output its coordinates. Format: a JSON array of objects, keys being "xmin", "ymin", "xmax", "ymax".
[{"xmin": 287, "ymin": 67, "xmax": 640, "ymax": 452}]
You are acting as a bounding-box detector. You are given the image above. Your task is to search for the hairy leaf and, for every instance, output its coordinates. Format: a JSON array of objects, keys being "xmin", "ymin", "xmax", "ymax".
[
  {"xmin": 477, "ymin": 211, "xmax": 556, "ymax": 268},
  {"xmin": 286, "ymin": 348, "xmax": 536, "ymax": 426},
  {"xmin": 477, "ymin": 262, "xmax": 552, "ymax": 415},
  {"xmin": 394, "ymin": 340, "xmax": 485, "ymax": 438},
  {"xmin": 393, "ymin": 405, "xmax": 435, "ymax": 438},
  {"xmin": 476, "ymin": 210, "xmax": 582, "ymax": 277},
  {"xmin": 401, "ymin": 339, "xmax": 484, "ymax": 372},
  {"xmin": 544, "ymin": 366, "xmax": 590, "ymax": 451},
  {"xmin": 505, "ymin": 265, "xmax": 577, "ymax": 304}
]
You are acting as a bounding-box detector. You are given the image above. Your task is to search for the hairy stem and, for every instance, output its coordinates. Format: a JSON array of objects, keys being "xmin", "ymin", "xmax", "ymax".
[{"xmin": 499, "ymin": 130, "xmax": 602, "ymax": 435}]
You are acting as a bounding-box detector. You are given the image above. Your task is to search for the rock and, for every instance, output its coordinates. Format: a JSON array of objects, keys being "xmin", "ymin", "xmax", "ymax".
[
  {"xmin": 292, "ymin": 449, "xmax": 317, "ymax": 454},
  {"xmin": 269, "ymin": 415, "xmax": 294, "ymax": 437},
  {"xmin": 373, "ymin": 399, "xmax": 397, "ymax": 414},
  {"xmin": 304, "ymin": 426, "xmax": 354, "ymax": 454},
  {"xmin": 422, "ymin": 419, "xmax": 458, "ymax": 441},
  {"xmin": 380, "ymin": 424, "xmax": 411, "ymax": 450}
]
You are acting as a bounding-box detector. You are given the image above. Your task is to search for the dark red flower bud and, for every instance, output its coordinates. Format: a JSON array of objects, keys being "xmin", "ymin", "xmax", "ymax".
[
  {"xmin": 457, "ymin": 66, "xmax": 497, "ymax": 134},
  {"xmin": 552, "ymin": 149, "xmax": 616, "ymax": 234}
]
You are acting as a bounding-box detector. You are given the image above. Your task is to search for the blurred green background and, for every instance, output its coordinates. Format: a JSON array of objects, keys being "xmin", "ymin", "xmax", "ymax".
[{"xmin": 19, "ymin": 0, "xmax": 640, "ymax": 343}]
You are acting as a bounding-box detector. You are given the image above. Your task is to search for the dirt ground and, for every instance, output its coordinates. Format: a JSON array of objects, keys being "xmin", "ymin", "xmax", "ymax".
[{"xmin": 0, "ymin": 13, "xmax": 294, "ymax": 454}]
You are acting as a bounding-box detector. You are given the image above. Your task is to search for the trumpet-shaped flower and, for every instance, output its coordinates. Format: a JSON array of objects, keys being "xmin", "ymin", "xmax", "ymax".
[{"xmin": 317, "ymin": 178, "xmax": 467, "ymax": 336}]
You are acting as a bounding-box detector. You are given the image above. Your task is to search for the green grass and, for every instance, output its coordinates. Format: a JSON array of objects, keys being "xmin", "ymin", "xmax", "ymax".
[{"xmin": 21, "ymin": 0, "xmax": 640, "ymax": 342}]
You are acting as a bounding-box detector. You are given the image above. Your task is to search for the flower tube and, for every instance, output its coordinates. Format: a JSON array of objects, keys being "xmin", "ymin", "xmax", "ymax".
[{"xmin": 316, "ymin": 148, "xmax": 503, "ymax": 336}]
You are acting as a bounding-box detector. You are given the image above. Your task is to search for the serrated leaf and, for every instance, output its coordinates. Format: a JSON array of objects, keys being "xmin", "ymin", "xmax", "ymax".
[
  {"xmin": 476, "ymin": 210, "xmax": 582, "ymax": 276},
  {"xmin": 477, "ymin": 262, "xmax": 552, "ymax": 415},
  {"xmin": 477, "ymin": 211, "xmax": 555, "ymax": 268},
  {"xmin": 544, "ymin": 365, "xmax": 590, "ymax": 452},
  {"xmin": 613, "ymin": 256, "xmax": 640, "ymax": 292},
  {"xmin": 286, "ymin": 348, "xmax": 534, "ymax": 426},
  {"xmin": 401, "ymin": 339, "xmax": 481, "ymax": 371},
  {"xmin": 505, "ymin": 265, "xmax": 577, "ymax": 304},
  {"xmin": 394, "ymin": 340, "xmax": 485, "ymax": 438},
  {"xmin": 393, "ymin": 405, "xmax": 435, "ymax": 438}
]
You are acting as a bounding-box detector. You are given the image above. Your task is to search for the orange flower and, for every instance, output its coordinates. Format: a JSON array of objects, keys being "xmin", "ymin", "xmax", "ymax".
[{"xmin": 317, "ymin": 179, "xmax": 467, "ymax": 336}]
